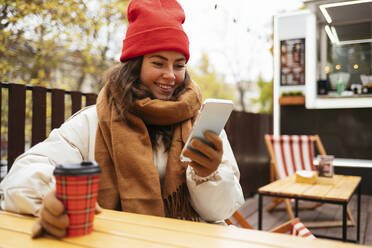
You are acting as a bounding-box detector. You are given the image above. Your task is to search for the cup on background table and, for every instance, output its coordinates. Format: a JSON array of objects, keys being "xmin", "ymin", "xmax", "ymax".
[
  {"xmin": 53, "ymin": 161, "xmax": 101, "ymax": 237},
  {"xmin": 316, "ymin": 155, "xmax": 334, "ymax": 178}
]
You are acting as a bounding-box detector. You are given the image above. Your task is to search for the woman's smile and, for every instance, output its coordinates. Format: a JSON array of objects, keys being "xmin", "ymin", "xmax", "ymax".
[{"xmin": 155, "ymin": 82, "xmax": 175, "ymax": 93}]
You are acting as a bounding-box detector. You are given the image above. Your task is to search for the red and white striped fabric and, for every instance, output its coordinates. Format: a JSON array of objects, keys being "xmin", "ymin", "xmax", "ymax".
[
  {"xmin": 269, "ymin": 135, "xmax": 315, "ymax": 179},
  {"xmin": 290, "ymin": 219, "xmax": 316, "ymax": 239}
]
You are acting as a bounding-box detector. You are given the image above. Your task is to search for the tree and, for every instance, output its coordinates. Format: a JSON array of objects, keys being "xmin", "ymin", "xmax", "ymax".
[
  {"xmin": 189, "ymin": 53, "xmax": 235, "ymax": 101},
  {"xmin": 0, "ymin": 0, "xmax": 129, "ymax": 91},
  {"xmin": 251, "ymin": 75, "xmax": 272, "ymax": 113},
  {"xmin": 76, "ymin": 0, "xmax": 130, "ymax": 91},
  {"xmin": 0, "ymin": 0, "xmax": 130, "ymax": 156}
]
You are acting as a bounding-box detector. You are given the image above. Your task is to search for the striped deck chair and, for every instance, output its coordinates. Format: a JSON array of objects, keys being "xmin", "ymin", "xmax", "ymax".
[
  {"xmin": 271, "ymin": 218, "xmax": 316, "ymax": 239},
  {"xmin": 266, "ymin": 135, "xmax": 320, "ymax": 179},
  {"xmin": 225, "ymin": 212, "xmax": 315, "ymax": 239},
  {"xmin": 264, "ymin": 134, "xmax": 355, "ymax": 228}
]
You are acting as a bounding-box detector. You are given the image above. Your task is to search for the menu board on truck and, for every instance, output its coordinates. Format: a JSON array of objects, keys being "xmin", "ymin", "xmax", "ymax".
[{"xmin": 280, "ymin": 38, "xmax": 305, "ymax": 86}]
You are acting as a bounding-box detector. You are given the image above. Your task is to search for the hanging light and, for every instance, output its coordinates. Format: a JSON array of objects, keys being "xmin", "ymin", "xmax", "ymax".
[{"xmin": 325, "ymin": 25, "xmax": 336, "ymax": 44}]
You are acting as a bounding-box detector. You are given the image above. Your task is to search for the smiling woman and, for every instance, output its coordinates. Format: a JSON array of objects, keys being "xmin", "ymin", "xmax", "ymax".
[{"xmin": 0, "ymin": 0, "xmax": 244, "ymax": 240}]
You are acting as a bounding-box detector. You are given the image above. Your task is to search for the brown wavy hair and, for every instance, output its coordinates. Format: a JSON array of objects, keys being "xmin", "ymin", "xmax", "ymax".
[{"xmin": 104, "ymin": 57, "xmax": 191, "ymax": 151}]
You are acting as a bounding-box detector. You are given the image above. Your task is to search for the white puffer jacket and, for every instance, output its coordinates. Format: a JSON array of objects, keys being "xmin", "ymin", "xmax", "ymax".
[{"xmin": 0, "ymin": 105, "xmax": 244, "ymax": 222}]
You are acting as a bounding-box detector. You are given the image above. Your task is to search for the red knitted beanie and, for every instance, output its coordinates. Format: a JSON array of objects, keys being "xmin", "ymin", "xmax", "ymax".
[{"xmin": 120, "ymin": 0, "xmax": 190, "ymax": 62}]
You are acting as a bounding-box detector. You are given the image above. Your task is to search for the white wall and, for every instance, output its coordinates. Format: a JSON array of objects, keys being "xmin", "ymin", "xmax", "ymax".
[{"xmin": 273, "ymin": 10, "xmax": 317, "ymax": 135}]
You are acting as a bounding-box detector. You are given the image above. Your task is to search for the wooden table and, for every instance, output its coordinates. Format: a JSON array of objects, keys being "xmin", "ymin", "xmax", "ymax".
[
  {"xmin": 258, "ymin": 174, "xmax": 362, "ymax": 243},
  {"xmin": 0, "ymin": 209, "xmax": 368, "ymax": 248}
]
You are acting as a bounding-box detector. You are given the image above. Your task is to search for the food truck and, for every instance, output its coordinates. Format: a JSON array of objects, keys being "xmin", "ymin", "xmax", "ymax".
[{"xmin": 273, "ymin": 0, "xmax": 372, "ymax": 193}]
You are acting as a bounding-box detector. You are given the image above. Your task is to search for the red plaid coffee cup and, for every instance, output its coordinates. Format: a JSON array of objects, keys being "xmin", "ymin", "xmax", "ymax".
[{"xmin": 54, "ymin": 161, "xmax": 101, "ymax": 237}]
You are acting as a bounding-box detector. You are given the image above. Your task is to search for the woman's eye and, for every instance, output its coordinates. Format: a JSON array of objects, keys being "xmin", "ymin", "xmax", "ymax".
[
  {"xmin": 175, "ymin": 64, "xmax": 185, "ymax": 69},
  {"xmin": 152, "ymin": 62, "xmax": 163, "ymax": 66}
]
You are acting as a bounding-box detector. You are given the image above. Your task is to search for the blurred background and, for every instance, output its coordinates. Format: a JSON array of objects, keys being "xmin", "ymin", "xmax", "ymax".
[
  {"xmin": 2, "ymin": 0, "xmax": 372, "ymax": 220},
  {"xmin": 0, "ymin": 0, "xmax": 303, "ymax": 114}
]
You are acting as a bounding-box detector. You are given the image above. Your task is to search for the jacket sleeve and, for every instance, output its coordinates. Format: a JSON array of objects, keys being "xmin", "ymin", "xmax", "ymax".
[
  {"xmin": 0, "ymin": 106, "xmax": 96, "ymax": 216},
  {"xmin": 186, "ymin": 129, "xmax": 245, "ymax": 222}
]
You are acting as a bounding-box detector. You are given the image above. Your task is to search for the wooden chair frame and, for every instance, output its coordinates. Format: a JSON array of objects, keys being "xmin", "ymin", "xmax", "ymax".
[
  {"xmin": 225, "ymin": 211, "xmax": 253, "ymax": 229},
  {"xmin": 225, "ymin": 212, "xmax": 313, "ymax": 238},
  {"xmin": 270, "ymin": 217, "xmax": 301, "ymax": 233},
  {"xmin": 264, "ymin": 134, "xmax": 355, "ymax": 228}
]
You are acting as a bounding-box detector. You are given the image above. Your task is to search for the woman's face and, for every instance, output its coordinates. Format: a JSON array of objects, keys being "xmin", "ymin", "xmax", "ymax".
[{"xmin": 140, "ymin": 51, "xmax": 186, "ymax": 100}]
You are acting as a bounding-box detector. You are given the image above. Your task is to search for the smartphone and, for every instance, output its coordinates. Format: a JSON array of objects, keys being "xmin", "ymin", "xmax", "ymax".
[{"xmin": 180, "ymin": 98, "xmax": 234, "ymax": 162}]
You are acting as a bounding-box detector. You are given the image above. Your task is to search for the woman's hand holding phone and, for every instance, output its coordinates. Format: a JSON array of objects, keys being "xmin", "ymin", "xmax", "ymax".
[{"xmin": 182, "ymin": 131, "xmax": 223, "ymax": 177}]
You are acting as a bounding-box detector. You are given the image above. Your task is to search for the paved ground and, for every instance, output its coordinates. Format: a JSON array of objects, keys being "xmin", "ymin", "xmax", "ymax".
[{"xmin": 235, "ymin": 193, "xmax": 372, "ymax": 245}]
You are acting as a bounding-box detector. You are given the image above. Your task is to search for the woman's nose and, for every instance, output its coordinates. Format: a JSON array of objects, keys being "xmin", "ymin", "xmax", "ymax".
[{"xmin": 162, "ymin": 67, "xmax": 176, "ymax": 80}]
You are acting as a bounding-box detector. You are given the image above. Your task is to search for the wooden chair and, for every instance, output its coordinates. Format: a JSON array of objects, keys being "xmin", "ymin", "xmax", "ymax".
[
  {"xmin": 225, "ymin": 211, "xmax": 315, "ymax": 239},
  {"xmin": 270, "ymin": 218, "xmax": 315, "ymax": 239},
  {"xmin": 264, "ymin": 134, "xmax": 355, "ymax": 228},
  {"xmin": 225, "ymin": 211, "xmax": 253, "ymax": 229}
]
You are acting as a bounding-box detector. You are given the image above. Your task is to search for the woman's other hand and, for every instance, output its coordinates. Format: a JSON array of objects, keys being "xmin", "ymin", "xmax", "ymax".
[
  {"xmin": 31, "ymin": 190, "xmax": 68, "ymax": 238},
  {"xmin": 31, "ymin": 192, "xmax": 103, "ymax": 238},
  {"xmin": 183, "ymin": 131, "xmax": 223, "ymax": 177}
]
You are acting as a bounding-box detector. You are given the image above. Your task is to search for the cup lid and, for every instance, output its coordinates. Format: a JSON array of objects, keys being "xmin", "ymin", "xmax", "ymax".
[{"xmin": 54, "ymin": 161, "xmax": 101, "ymax": 176}]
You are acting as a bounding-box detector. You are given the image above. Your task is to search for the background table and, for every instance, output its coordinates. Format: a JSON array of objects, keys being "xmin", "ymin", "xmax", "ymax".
[{"xmin": 258, "ymin": 174, "xmax": 361, "ymax": 243}]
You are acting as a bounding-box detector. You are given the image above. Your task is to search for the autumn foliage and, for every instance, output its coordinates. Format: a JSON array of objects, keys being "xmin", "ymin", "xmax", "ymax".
[{"xmin": 0, "ymin": 0, "xmax": 129, "ymax": 92}]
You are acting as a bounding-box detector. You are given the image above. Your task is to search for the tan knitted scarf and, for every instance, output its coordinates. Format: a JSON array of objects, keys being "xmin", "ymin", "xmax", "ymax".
[{"xmin": 95, "ymin": 82, "xmax": 202, "ymax": 220}]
